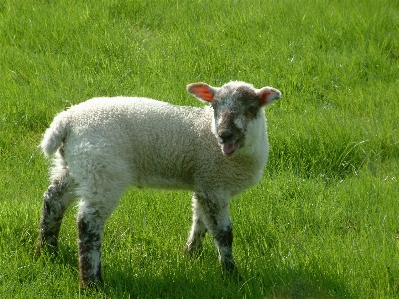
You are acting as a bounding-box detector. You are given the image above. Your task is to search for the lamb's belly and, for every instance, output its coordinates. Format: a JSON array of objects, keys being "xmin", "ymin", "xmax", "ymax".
[
  {"xmin": 135, "ymin": 175, "xmax": 193, "ymax": 191},
  {"xmin": 132, "ymin": 151, "xmax": 195, "ymax": 191}
]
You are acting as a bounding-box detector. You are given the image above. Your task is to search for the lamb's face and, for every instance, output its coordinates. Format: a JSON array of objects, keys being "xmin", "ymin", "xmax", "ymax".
[
  {"xmin": 211, "ymin": 84, "xmax": 263, "ymax": 155},
  {"xmin": 187, "ymin": 81, "xmax": 282, "ymax": 156}
]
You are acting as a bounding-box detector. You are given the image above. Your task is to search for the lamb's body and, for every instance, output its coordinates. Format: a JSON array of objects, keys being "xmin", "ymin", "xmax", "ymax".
[
  {"xmin": 37, "ymin": 81, "xmax": 281, "ymax": 288},
  {"xmin": 43, "ymin": 97, "xmax": 266, "ymax": 194}
]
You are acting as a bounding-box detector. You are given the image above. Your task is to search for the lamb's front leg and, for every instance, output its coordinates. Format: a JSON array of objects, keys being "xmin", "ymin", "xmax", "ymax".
[
  {"xmin": 214, "ymin": 220, "xmax": 234, "ymax": 272},
  {"xmin": 193, "ymin": 192, "xmax": 236, "ymax": 273},
  {"xmin": 185, "ymin": 194, "xmax": 208, "ymax": 255}
]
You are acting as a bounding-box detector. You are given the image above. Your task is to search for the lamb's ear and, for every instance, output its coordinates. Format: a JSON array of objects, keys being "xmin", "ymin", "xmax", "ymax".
[
  {"xmin": 257, "ymin": 86, "xmax": 282, "ymax": 106},
  {"xmin": 186, "ymin": 83, "xmax": 217, "ymax": 103}
]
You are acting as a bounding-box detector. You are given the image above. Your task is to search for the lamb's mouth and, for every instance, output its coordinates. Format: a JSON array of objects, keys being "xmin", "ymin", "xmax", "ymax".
[{"xmin": 222, "ymin": 139, "xmax": 241, "ymax": 155}]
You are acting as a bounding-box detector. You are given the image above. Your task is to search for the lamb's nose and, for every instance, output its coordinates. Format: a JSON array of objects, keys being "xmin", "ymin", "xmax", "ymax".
[{"xmin": 218, "ymin": 130, "xmax": 233, "ymax": 143}]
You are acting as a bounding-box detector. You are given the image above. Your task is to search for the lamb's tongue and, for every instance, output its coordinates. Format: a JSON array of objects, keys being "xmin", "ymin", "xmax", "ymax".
[{"xmin": 223, "ymin": 142, "xmax": 237, "ymax": 154}]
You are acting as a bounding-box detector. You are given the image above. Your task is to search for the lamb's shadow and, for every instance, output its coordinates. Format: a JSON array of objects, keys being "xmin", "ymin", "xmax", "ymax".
[
  {"xmin": 254, "ymin": 266, "xmax": 353, "ymax": 299},
  {"xmin": 102, "ymin": 267, "xmax": 353, "ymax": 299},
  {"xmin": 103, "ymin": 265, "xmax": 245, "ymax": 298},
  {"xmin": 51, "ymin": 244, "xmax": 352, "ymax": 298}
]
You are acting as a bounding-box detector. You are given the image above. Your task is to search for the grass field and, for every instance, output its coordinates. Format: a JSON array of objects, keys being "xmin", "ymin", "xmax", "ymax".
[{"xmin": 1, "ymin": 0, "xmax": 398, "ymax": 298}]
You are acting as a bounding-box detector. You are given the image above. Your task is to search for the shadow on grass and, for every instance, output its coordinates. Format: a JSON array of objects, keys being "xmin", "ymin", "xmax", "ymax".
[
  {"xmin": 258, "ymin": 267, "xmax": 353, "ymax": 299},
  {"xmin": 102, "ymin": 260, "xmax": 353, "ymax": 299},
  {"xmin": 37, "ymin": 244, "xmax": 353, "ymax": 298}
]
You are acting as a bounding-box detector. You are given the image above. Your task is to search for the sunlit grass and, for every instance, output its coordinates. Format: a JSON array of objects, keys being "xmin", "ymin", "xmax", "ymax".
[{"xmin": 0, "ymin": 0, "xmax": 398, "ymax": 297}]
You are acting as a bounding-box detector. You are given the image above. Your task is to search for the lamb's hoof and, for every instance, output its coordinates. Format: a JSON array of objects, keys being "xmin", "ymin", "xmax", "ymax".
[
  {"xmin": 183, "ymin": 244, "xmax": 203, "ymax": 258},
  {"xmin": 223, "ymin": 267, "xmax": 244, "ymax": 284},
  {"xmin": 79, "ymin": 278, "xmax": 104, "ymax": 291},
  {"xmin": 36, "ymin": 238, "xmax": 58, "ymax": 257},
  {"xmin": 221, "ymin": 260, "xmax": 244, "ymax": 283}
]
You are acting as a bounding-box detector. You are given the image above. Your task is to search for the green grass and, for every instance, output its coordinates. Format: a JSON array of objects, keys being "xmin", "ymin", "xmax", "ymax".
[{"xmin": 1, "ymin": 0, "xmax": 398, "ymax": 297}]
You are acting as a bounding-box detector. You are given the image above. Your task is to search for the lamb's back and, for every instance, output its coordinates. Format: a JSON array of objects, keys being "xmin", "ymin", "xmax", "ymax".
[
  {"xmin": 64, "ymin": 97, "xmax": 213, "ymax": 189},
  {"xmin": 62, "ymin": 97, "xmax": 266, "ymax": 194}
]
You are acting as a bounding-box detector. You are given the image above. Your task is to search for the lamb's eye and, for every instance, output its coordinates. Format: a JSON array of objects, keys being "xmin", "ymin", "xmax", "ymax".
[
  {"xmin": 211, "ymin": 101, "xmax": 218, "ymax": 109},
  {"xmin": 247, "ymin": 105, "xmax": 258, "ymax": 115}
]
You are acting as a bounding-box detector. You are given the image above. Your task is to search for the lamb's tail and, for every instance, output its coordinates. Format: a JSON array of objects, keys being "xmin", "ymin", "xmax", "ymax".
[{"xmin": 40, "ymin": 111, "xmax": 70, "ymax": 157}]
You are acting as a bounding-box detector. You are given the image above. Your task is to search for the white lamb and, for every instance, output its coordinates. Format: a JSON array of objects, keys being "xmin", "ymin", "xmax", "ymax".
[{"xmin": 36, "ymin": 81, "xmax": 282, "ymax": 288}]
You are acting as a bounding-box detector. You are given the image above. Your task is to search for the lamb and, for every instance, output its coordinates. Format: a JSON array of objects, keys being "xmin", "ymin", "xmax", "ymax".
[{"xmin": 36, "ymin": 81, "xmax": 282, "ymax": 288}]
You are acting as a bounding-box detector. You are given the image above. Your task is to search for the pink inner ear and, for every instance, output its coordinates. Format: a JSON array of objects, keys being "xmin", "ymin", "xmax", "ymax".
[
  {"xmin": 192, "ymin": 86, "xmax": 213, "ymax": 102},
  {"xmin": 259, "ymin": 90, "xmax": 270, "ymax": 105}
]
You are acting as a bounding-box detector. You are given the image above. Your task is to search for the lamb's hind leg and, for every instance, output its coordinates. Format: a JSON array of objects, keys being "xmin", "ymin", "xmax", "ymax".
[
  {"xmin": 37, "ymin": 168, "xmax": 76, "ymax": 256},
  {"xmin": 77, "ymin": 192, "xmax": 121, "ymax": 288},
  {"xmin": 185, "ymin": 193, "xmax": 208, "ymax": 255}
]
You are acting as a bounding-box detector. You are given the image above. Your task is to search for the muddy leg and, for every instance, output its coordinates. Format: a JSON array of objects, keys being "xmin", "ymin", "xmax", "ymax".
[
  {"xmin": 214, "ymin": 222, "xmax": 235, "ymax": 272},
  {"xmin": 37, "ymin": 172, "xmax": 76, "ymax": 256},
  {"xmin": 194, "ymin": 192, "xmax": 236, "ymax": 273},
  {"xmin": 185, "ymin": 193, "xmax": 208, "ymax": 255},
  {"xmin": 77, "ymin": 197, "xmax": 120, "ymax": 288}
]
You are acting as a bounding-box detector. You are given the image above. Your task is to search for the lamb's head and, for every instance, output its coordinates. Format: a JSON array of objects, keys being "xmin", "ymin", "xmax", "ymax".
[{"xmin": 187, "ymin": 81, "xmax": 282, "ymax": 155}]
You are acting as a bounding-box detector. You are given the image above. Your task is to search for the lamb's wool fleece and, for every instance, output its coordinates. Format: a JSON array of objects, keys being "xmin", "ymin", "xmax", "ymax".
[
  {"xmin": 41, "ymin": 96, "xmax": 269, "ymax": 200},
  {"xmin": 37, "ymin": 81, "xmax": 282, "ymax": 287}
]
